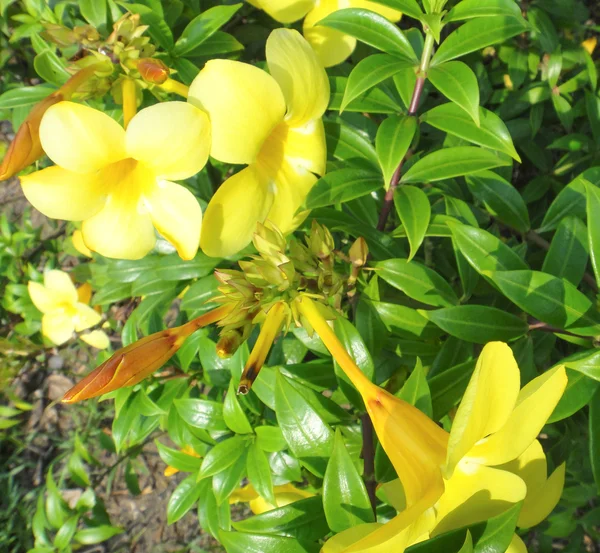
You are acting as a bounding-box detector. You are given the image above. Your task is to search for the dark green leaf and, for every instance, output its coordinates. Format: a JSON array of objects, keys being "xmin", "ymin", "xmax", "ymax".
[
  {"xmin": 156, "ymin": 441, "xmax": 202, "ymax": 473},
  {"xmin": 586, "ymin": 181, "xmax": 600, "ymax": 288},
  {"xmin": 376, "ymin": 115, "xmax": 418, "ymax": 187},
  {"xmin": 372, "ymin": 301, "xmax": 443, "ymax": 339},
  {"xmin": 394, "ymin": 185, "xmax": 431, "ymax": 260},
  {"xmin": 367, "ymin": 0, "xmax": 423, "ymax": 20},
  {"xmin": 590, "ymin": 388, "xmax": 600, "ymax": 493},
  {"xmin": 213, "ymin": 451, "xmax": 247, "ymax": 505},
  {"xmin": 542, "ymin": 216, "xmax": 589, "ymax": 286},
  {"xmin": 429, "ymin": 359, "xmax": 476, "ymax": 419},
  {"xmin": 324, "ymin": 121, "xmax": 379, "ymax": 168}
]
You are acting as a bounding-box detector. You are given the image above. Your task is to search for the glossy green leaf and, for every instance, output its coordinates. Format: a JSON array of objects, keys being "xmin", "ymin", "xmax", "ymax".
[
  {"xmin": 590, "ymin": 388, "xmax": 600, "ymax": 493},
  {"xmin": 428, "ymin": 61, "xmax": 480, "ymax": 124},
  {"xmin": 429, "ymin": 359, "xmax": 476, "ymax": 419},
  {"xmin": 374, "ymin": 258, "xmax": 459, "ymax": 307},
  {"xmin": 466, "ymin": 171, "xmax": 529, "ymax": 231},
  {"xmin": 372, "ymin": 301, "xmax": 443, "ymax": 339},
  {"xmin": 274, "ymin": 371, "xmax": 333, "ymax": 477},
  {"xmin": 486, "ymin": 270, "xmax": 600, "ymax": 336},
  {"xmin": 167, "ymin": 474, "xmax": 205, "ymax": 523},
  {"xmin": 431, "ymin": 16, "xmax": 528, "ymax": 66},
  {"xmin": 174, "ymin": 398, "xmax": 227, "ymax": 431},
  {"xmin": 549, "ymin": 371, "xmax": 599, "ymax": 423},
  {"xmin": 155, "ymin": 441, "xmax": 203, "ymax": 473},
  {"xmin": 341, "ymin": 54, "xmax": 414, "ymax": 112},
  {"xmin": 329, "ymin": 76, "xmax": 402, "ymax": 113},
  {"xmin": 79, "ymin": 0, "xmax": 106, "ymax": 28},
  {"xmin": 213, "ymin": 451, "xmax": 247, "ymax": 505},
  {"xmin": 394, "ymin": 185, "xmax": 431, "ymax": 260},
  {"xmin": 33, "ymin": 50, "xmax": 70, "ymax": 86},
  {"xmin": 421, "ymin": 103, "xmax": 520, "ymax": 161},
  {"xmin": 318, "ymin": 8, "xmax": 418, "ymax": 62},
  {"xmin": 422, "ymin": 305, "xmax": 528, "ymax": 344},
  {"xmin": 324, "ymin": 121, "xmax": 379, "ymax": 169},
  {"xmin": 183, "ymin": 31, "xmax": 243, "ymax": 57},
  {"xmin": 223, "ymin": 379, "xmax": 253, "ymax": 434},
  {"xmin": 368, "ymin": 0, "xmax": 423, "ymax": 20},
  {"xmin": 397, "ymin": 359, "xmax": 433, "ymax": 417},
  {"xmin": 247, "ymin": 442, "xmax": 276, "ymax": 506},
  {"xmin": 180, "ymin": 276, "xmax": 220, "ymax": 315},
  {"xmin": 74, "ymin": 525, "xmax": 123, "ymax": 545},
  {"xmin": 323, "ymin": 429, "xmax": 374, "ymax": 532},
  {"xmin": 126, "ymin": 3, "xmax": 174, "ymax": 51},
  {"xmin": 306, "ymin": 168, "xmax": 383, "ymax": 209},
  {"xmin": 444, "ymin": 0, "xmax": 522, "ymax": 21},
  {"xmin": 401, "ymin": 147, "xmax": 511, "ymax": 184},
  {"xmin": 219, "ymin": 531, "xmax": 318, "ymax": 553},
  {"xmin": 376, "ymin": 115, "xmax": 417, "ymax": 187},
  {"xmin": 199, "ymin": 436, "xmax": 248, "ymax": 479},
  {"xmin": 53, "ymin": 516, "xmax": 79, "ymax": 550},
  {"xmin": 586, "ymin": 181, "xmax": 600, "ymax": 287},
  {"xmin": 198, "ymin": 479, "xmax": 230, "ymax": 538},
  {"xmin": 528, "ymin": 7, "xmax": 558, "ymax": 53},
  {"xmin": 256, "ymin": 426, "xmax": 287, "ymax": 452}
]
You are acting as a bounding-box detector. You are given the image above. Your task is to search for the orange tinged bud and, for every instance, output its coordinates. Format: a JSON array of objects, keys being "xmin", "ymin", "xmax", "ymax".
[
  {"xmin": 62, "ymin": 304, "xmax": 232, "ymax": 403},
  {"xmin": 137, "ymin": 58, "xmax": 170, "ymax": 84}
]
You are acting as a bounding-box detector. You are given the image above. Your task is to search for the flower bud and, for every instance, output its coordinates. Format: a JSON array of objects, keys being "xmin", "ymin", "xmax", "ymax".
[
  {"xmin": 137, "ymin": 58, "xmax": 170, "ymax": 84},
  {"xmin": 349, "ymin": 237, "xmax": 369, "ymax": 268},
  {"xmin": 216, "ymin": 329, "xmax": 244, "ymax": 358}
]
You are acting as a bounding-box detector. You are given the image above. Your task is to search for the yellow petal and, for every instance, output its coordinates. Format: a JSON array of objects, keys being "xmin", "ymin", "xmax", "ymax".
[
  {"xmin": 506, "ymin": 534, "xmax": 528, "ymax": 553},
  {"xmin": 73, "ymin": 230, "xmax": 93, "ymax": 257},
  {"xmin": 467, "ymin": 366, "xmax": 568, "ymax": 466},
  {"xmin": 80, "ymin": 329, "xmax": 110, "ymax": 349},
  {"xmin": 255, "ymin": 0, "xmax": 314, "ymax": 23},
  {"xmin": 230, "ymin": 484, "xmax": 260, "ymax": 504},
  {"xmin": 445, "ymin": 342, "xmax": 520, "ymax": 477},
  {"xmin": 39, "ymin": 101, "xmax": 126, "ymax": 173},
  {"xmin": 28, "ymin": 281, "xmax": 60, "ymax": 314},
  {"xmin": 433, "ymin": 462, "xmax": 527, "ymax": 536},
  {"xmin": 73, "ymin": 302, "xmax": 102, "ymax": 332},
  {"xmin": 42, "ymin": 311, "xmax": 75, "ymax": 345},
  {"xmin": 144, "ymin": 180, "xmax": 202, "ymax": 260},
  {"xmin": 77, "ymin": 282, "xmax": 92, "ymax": 304},
  {"xmin": 200, "ymin": 164, "xmax": 274, "ymax": 258},
  {"xmin": 188, "ymin": 60, "xmax": 285, "ymax": 165},
  {"xmin": 266, "ymin": 28, "xmax": 330, "ymax": 125},
  {"xmin": 321, "ymin": 523, "xmax": 383, "ymax": 553},
  {"xmin": 126, "ymin": 101, "xmax": 210, "ymax": 181},
  {"xmin": 351, "ymin": 0, "xmax": 402, "ymax": 21},
  {"xmin": 249, "ymin": 483, "xmax": 314, "ymax": 514},
  {"xmin": 44, "ymin": 270, "xmax": 78, "ymax": 304},
  {"xmin": 265, "ymin": 169, "xmax": 316, "ymax": 234},
  {"xmin": 20, "ymin": 166, "xmax": 105, "ymax": 221},
  {"xmin": 303, "ymin": 0, "xmax": 357, "ymax": 68}
]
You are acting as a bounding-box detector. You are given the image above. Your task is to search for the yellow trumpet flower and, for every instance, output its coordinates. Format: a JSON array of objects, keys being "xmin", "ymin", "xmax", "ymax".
[
  {"xmin": 247, "ymin": 0, "xmax": 402, "ymax": 67},
  {"xmin": 28, "ymin": 270, "xmax": 102, "ymax": 346},
  {"xmin": 20, "ymin": 100, "xmax": 210, "ymax": 261},
  {"xmin": 188, "ymin": 28, "xmax": 329, "ymax": 258},
  {"xmin": 229, "ymin": 483, "xmax": 315, "ymax": 514}
]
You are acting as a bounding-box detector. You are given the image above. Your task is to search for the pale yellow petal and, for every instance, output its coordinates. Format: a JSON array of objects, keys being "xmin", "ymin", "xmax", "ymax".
[
  {"xmin": 255, "ymin": 0, "xmax": 314, "ymax": 23},
  {"xmin": 28, "ymin": 281, "xmax": 60, "ymax": 314},
  {"xmin": 20, "ymin": 166, "xmax": 106, "ymax": 221},
  {"xmin": 200, "ymin": 164, "xmax": 274, "ymax": 258},
  {"xmin": 126, "ymin": 101, "xmax": 210, "ymax": 181},
  {"xmin": 188, "ymin": 60, "xmax": 285, "ymax": 165},
  {"xmin": 42, "ymin": 311, "xmax": 75, "ymax": 345},
  {"xmin": 44, "ymin": 270, "xmax": 78, "ymax": 304},
  {"xmin": 304, "ymin": 0, "xmax": 357, "ymax": 68},
  {"xmin": 506, "ymin": 534, "xmax": 528, "ymax": 553},
  {"xmin": 144, "ymin": 180, "xmax": 202, "ymax": 260},
  {"xmin": 73, "ymin": 302, "xmax": 102, "ymax": 332},
  {"xmin": 39, "ymin": 101, "xmax": 126, "ymax": 173},
  {"xmin": 73, "ymin": 230, "xmax": 93, "ymax": 257},
  {"xmin": 80, "ymin": 329, "xmax": 110, "ymax": 350},
  {"xmin": 321, "ymin": 524, "xmax": 383, "ymax": 553},
  {"xmin": 467, "ymin": 366, "xmax": 568, "ymax": 466},
  {"xmin": 445, "ymin": 342, "xmax": 520, "ymax": 477},
  {"xmin": 266, "ymin": 28, "xmax": 330, "ymax": 125},
  {"xmin": 433, "ymin": 462, "xmax": 527, "ymax": 536},
  {"xmin": 351, "ymin": 0, "xmax": 402, "ymax": 20}
]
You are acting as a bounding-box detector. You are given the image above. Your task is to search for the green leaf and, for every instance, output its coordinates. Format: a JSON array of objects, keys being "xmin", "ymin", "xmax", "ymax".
[
  {"xmin": 324, "ymin": 121, "xmax": 379, "ymax": 169},
  {"xmin": 448, "ymin": 221, "xmax": 528, "ymax": 273},
  {"xmin": 401, "ymin": 147, "xmax": 511, "ymax": 184},
  {"xmin": 219, "ymin": 531, "xmax": 319, "ymax": 553},
  {"xmin": 155, "ymin": 252, "xmax": 218, "ymax": 280},
  {"xmin": 394, "ymin": 185, "xmax": 431, "ymax": 260},
  {"xmin": 527, "ymin": 7, "xmax": 558, "ymax": 53},
  {"xmin": 274, "ymin": 371, "xmax": 334, "ymax": 477},
  {"xmin": 0, "ymin": 84, "xmax": 55, "ymax": 109},
  {"xmin": 397, "ymin": 359, "xmax": 433, "ymax": 417},
  {"xmin": 431, "ymin": 16, "xmax": 528, "ymax": 66},
  {"xmin": 485, "ymin": 270, "xmax": 600, "ymax": 336},
  {"xmin": 167, "ymin": 474, "xmax": 205, "ymax": 524},
  {"xmin": 372, "ymin": 301, "xmax": 443, "ymax": 340},
  {"xmin": 155, "ymin": 441, "xmax": 202, "ymax": 473},
  {"xmin": 466, "ymin": 171, "xmax": 529, "ymax": 232},
  {"xmin": 173, "ymin": 3, "xmax": 242, "ymax": 56},
  {"xmin": 329, "ymin": 76, "xmax": 402, "ymax": 113},
  {"xmin": 256, "ymin": 426, "xmax": 287, "ymax": 452},
  {"xmin": 232, "ymin": 496, "xmax": 329, "ymax": 542},
  {"xmin": 223, "ymin": 380, "xmax": 253, "ymax": 434},
  {"xmin": 79, "ymin": 0, "xmax": 106, "ymax": 28},
  {"xmin": 549, "ymin": 370, "xmax": 599, "ymax": 423},
  {"xmin": 342, "ymin": 54, "xmax": 413, "ymax": 112},
  {"xmin": 182, "ymin": 31, "xmax": 243, "ymax": 57},
  {"xmin": 213, "ymin": 451, "xmax": 247, "ymax": 505},
  {"xmin": 421, "ymin": 102, "xmax": 520, "ymax": 161},
  {"xmin": 200, "ymin": 436, "xmax": 248, "ymax": 479},
  {"xmin": 323, "ymin": 429, "xmax": 374, "ymax": 532},
  {"xmin": 74, "ymin": 525, "xmax": 123, "ymax": 545},
  {"xmin": 318, "ymin": 8, "xmax": 417, "ymax": 62},
  {"xmin": 33, "ymin": 51, "xmax": 70, "ymax": 86},
  {"xmin": 586, "ymin": 181, "xmax": 600, "ymax": 288},
  {"xmin": 374, "ymin": 259, "xmax": 459, "ymax": 307},
  {"xmin": 180, "ymin": 276, "xmax": 220, "ymax": 315},
  {"xmin": 198, "ymin": 479, "xmax": 230, "ymax": 538},
  {"xmin": 376, "ymin": 115, "xmax": 418, "ymax": 187},
  {"xmin": 428, "ymin": 61, "xmax": 480, "ymax": 125},
  {"xmin": 590, "ymin": 388, "xmax": 600, "ymax": 493},
  {"xmin": 174, "ymin": 398, "xmax": 227, "ymax": 431},
  {"xmin": 247, "ymin": 442, "xmax": 276, "ymax": 506},
  {"xmin": 560, "ymin": 349, "xmax": 600, "ymax": 382},
  {"xmin": 126, "ymin": 3, "xmax": 174, "ymax": 51},
  {"xmin": 306, "ymin": 169, "xmax": 383, "ymax": 209},
  {"xmin": 422, "ymin": 305, "xmax": 528, "ymax": 344},
  {"xmin": 429, "ymin": 359, "xmax": 476, "ymax": 419},
  {"xmin": 367, "ymin": 0, "xmax": 423, "ymax": 20},
  {"xmin": 542, "ymin": 216, "xmax": 589, "ymax": 286},
  {"xmin": 444, "ymin": 0, "xmax": 522, "ymax": 22},
  {"xmin": 53, "ymin": 516, "xmax": 79, "ymax": 550}
]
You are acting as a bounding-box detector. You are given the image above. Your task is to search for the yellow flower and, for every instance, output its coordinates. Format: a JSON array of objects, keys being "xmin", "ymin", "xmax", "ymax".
[
  {"xmin": 20, "ymin": 101, "xmax": 210, "ymax": 261},
  {"xmin": 80, "ymin": 329, "xmax": 110, "ymax": 350},
  {"xmin": 248, "ymin": 0, "xmax": 402, "ymax": 67},
  {"xmin": 188, "ymin": 28, "xmax": 329, "ymax": 258},
  {"xmin": 229, "ymin": 483, "xmax": 314, "ymax": 514},
  {"xmin": 28, "ymin": 270, "xmax": 102, "ymax": 345}
]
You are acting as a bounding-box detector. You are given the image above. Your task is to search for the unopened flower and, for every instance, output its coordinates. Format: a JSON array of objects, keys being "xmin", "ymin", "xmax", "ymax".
[
  {"xmin": 248, "ymin": 0, "xmax": 401, "ymax": 67},
  {"xmin": 189, "ymin": 28, "xmax": 329, "ymax": 257},
  {"xmin": 230, "ymin": 483, "xmax": 314, "ymax": 514},
  {"xmin": 20, "ymin": 100, "xmax": 210, "ymax": 260},
  {"xmin": 28, "ymin": 270, "xmax": 101, "ymax": 345}
]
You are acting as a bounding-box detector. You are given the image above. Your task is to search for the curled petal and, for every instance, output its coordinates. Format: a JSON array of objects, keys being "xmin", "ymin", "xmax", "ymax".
[
  {"xmin": 39, "ymin": 101, "xmax": 127, "ymax": 173},
  {"xmin": 266, "ymin": 28, "xmax": 330, "ymax": 125},
  {"xmin": 42, "ymin": 311, "xmax": 75, "ymax": 345},
  {"xmin": 188, "ymin": 60, "xmax": 285, "ymax": 165},
  {"xmin": 126, "ymin": 101, "xmax": 210, "ymax": 181}
]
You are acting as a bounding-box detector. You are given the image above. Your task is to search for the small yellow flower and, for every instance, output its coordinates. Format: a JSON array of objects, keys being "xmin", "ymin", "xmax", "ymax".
[
  {"xmin": 248, "ymin": 0, "xmax": 402, "ymax": 67},
  {"xmin": 28, "ymin": 270, "xmax": 102, "ymax": 346},
  {"xmin": 189, "ymin": 28, "xmax": 329, "ymax": 258},
  {"xmin": 20, "ymin": 101, "xmax": 210, "ymax": 261},
  {"xmin": 229, "ymin": 483, "xmax": 314, "ymax": 514}
]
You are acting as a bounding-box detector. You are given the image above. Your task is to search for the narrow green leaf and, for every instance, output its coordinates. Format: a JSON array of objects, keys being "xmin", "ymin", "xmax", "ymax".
[
  {"xmin": 174, "ymin": 398, "xmax": 227, "ymax": 431},
  {"xmin": 74, "ymin": 525, "xmax": 123, "ymax": 545},
  {"xmin": 200, "ymin": 436, "xmax": 248, "ymax": 479},
  {"xmin": 167, "ymin": 474, "xmax": 205, "ymax": 524},
  {"xmin": 213, "ymin": 451, "xmax": 247, "ymax": 505},
  {"xmin": 590, "ymin": 388, "xmax": 600, "ymax": 493},
  {"xmin": 247, "ymin": 442, "xmax": 276, "ymax": 506},
  {"xmin": 428, "ymin": 61, "xmax": 480, "ymax": 125},
  {"xmin": 444, "ymin": 0, "xmax": 522, "ymax": 22},
  {"xmin": 550, "ymin": 371, "xmax": 600, "ymax": 423},
  {"xmin": 586, "ymin": 181, "xmax": 600, "ymax": 288},
  {"xmin": 155, "ymin": 441, "xmax": 203, "ymax": 473},
  {"xmin": 53, "ymin": 516, "xmax": 79, "ymax": 550},
  {"xmin": 219, "ymin": 531, "xmax": 318, "ymax": 553},
  {"xmin": 306, "ymin": 169, "xmax": 383, "ymax": 209},
  {"xmin": 372, "ymin": 301, "xmax": 443, "ymax": 340},
  {"xmin": 376, "ymin": 115, "xmax": 418, "ymax": 187},
  {"xmin": 401, "ymin": 147, "xmax": 511, "ymax": 184},
  {"xmin": 429, "ymin": 359, "xmax": 476, "ymax": 419},
  {"xmin": 542, "ymin": 216, "xmax": 589, "ymax": 286},
  {"xmin": 223, "ymin": 380, "xmax": 253, "ymax": 434},
  {"xmin": 397, "ymin": 359, "xmax": 433, "ymax": 417},
  {"xmin": 559, "ymin": 349, "xmax": 600, "ymax": 382},
  {"xmin": 329, "ymin": 76, "xmax": 402, "ymax": 113},
  {"xmin": 394, "ymin": 185, "xmax": 431, "ymax": 260}
]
